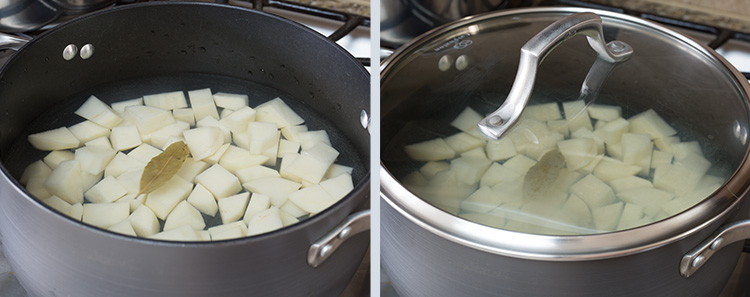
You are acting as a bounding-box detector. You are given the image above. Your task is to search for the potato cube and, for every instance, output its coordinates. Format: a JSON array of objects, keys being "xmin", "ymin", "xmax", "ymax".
[
  {"xmin": 188, "ymin": 88, "xmax": 220, "ymax": 121},
  {"xmin": 451, "ymin": 155, "xmax": 492, "ymax": 185},
  {"xmin": 115, "ymin": 168, "xmax": 143, "ymax": 195},
  {"xmin": 164, "ymin": 201, "xmax": 206, "ymax": 231},
  {"xmin": 186, "ymin": 183, "xmax": 217, "ymax": 216},
  {"xmin": 617, "ymin": 187, "xmax": 673, "ymax": 218},
  {"xmin": 571, "ymin": 128, "xmax": 604, "ymax": 154},
  {"xmin": 296, "ymin": 130, "xmax": 331, "ymax": 151},
  {"xmin": 175, "ymin": 157, "xmax": 209, "ymax": 183},
  {"xmin": 285, "ymin": 143, "xmax": 339, "ymax": 184},
  {"xmin": 557, "ymin": 138, "xmax": 597, "ymax": 171},
  {"xmin": 147, "ymin": 121, "xmax": 190, "ymax": 149},
  {"xmin": 279, "ymin": 210, "xmax": 300, "ymax": 226},
  {"xmin": 617, "ymin": 203, "xmax": 645, "ymax": 230},
  {"xmin": 563, "ymin": 100, "xmax": 593, "ymax": 132},
  {"xmin": 593, "ymin": 117, "xmax": 630, "ymax": 146},
  {"xmin": 592, "ymin": 202, "xmax": 624, "ymax": 231},
  {"xmin": 42, "ymin": 195, "xmax": 71, "ymax": 214},
  {"xmin": 26, "ymin": 177, "xmax": 52, "ymax": 199},
  {"xmin": 443, "ymin": 132, "xmax": 485, "ymax": 154},
  {"xmin": 524, "ymin": 102, "xmax": 561, "ymax": 122},
  {"xmin": 213, "ymin": 92, "xmax": 249, "ymax": 110},
  {"xmin": 183, "ymin": 127, "xmax": 225, "ymax": 160},
  {"xmin": 280, "ymin": 200, "xmax": 307, "ymax": 218},
  {"xmin": 143, "ymin": 91, "xmax": 188, "ymax": 110},
  {"xmin": 243, "ymin": 177, "xmax": 301, "ymax": 207},
  {"xmin": 217, "ymin": 192, "xmax": 250, "ymax": 224},
  {"xmin": 44, "ymin": 160, "xmax": 83, "ymax": 204},
  {"xmin": 325, "ymin": 164, "xmax": 353, "ymax": 180},
  {"xmin": 608, "ymin": 176, "xmax": 653, "ymax": 193},
  {"xmin": 20, "ymin": 160, "xmax": 52, "ymax": 185},
  {"xmin": 104, "ymin": 152, "xmax": 144, "ymax": 177},
  {"xmin": 127, "ymin": 143, "xmax": 162, "ymax": 163},
  {"xmin": 196, "ymin": 116, "xmax": 232, "ymax": 143},
  {"xmin": 621, "ymin": 133, "xmax": 652, "ymax": 166},
  {"xmin": 43, "ymin": 150, "xmax": 75, "ymax": 169},
  {"xmin": 75, "ymin": 146, "xmax": 116, "ymax": 175},
  {"xmin": 108, "ymin": 219, "xmax": 137, "ymax": 237},
  {"xmin": 654, "ymin": 136, "xmax": 680, "ymax": 153},
  {"xmin": 653, "ymin": 153, "xmax": 711, "ymax": 196},
  {"xmin": 628, "ymin": 109, "xmax": 677, "ymax": 139},
  {"xmin": 419, "ymin": 161, "xmax": 449, "ymax": 179},
  {"xmin": 486, "ymin": 137, "xmax": 516, "ymax": 161},
  {"xmin": 460, "ymin": 185, "xmax": 501, "ymax": 213},
  {"xmin": 671, "ymin": 141, "xmax": 703, "ymax": 160},
  {"xmin": 85, "ymin": 175, "xmax": 128, "ymax": 203},
  {"xmin": 236, "ymin": 165, "xmax": 281, "ymax": 184},
  {"xmin": 111, "ymin": 98, "xmax": 143, "ymax": 116},
  {"xmin": 450, "ymin": 106, "xmax": 483, "ymax": 132},
  {"xmin": 129, "ymin": 205, "xmax": 160, "ymax": 237},
  {"xmin": 569, "ymin": 174, "xmax": 616, "ymax": 208},
  {"xmin": 150, "ymin": 225, "xmax": 202, "ymax": 241},
  {"xmin": 28, "ymin": 127, "xmax": 80, "ymax": 151},
  {"xmin": 75, "ymin": 95, "xmax": 123, "ymax": 128},
  {"xmin": 195, "ymin": 164, "xmax": 242, "ymax": 199},
  {"xmin": 561, "ymin": 193, "xmax": 592, "ymax": 227},
  {"xmin": 502, "ymin": 154, "xmax": 537, "ymax": 175},
  {"xmin": 82, "ymin": 202, "xmax": 130, "ymax": 228},
  {"xmin": 651, "ymin": 150, "xmax": 673, "ymax": 169},
  {"xmin": 85, "ymin": 136, "xmax": 112, "ymax": 149},
  {"xmin": 278, "ymin": 139, "xmax": 300, "ymax": 156},
  {"xmin": 524, "ymin": 131, "xmax": 565, "ymax": 160},
  {"xmin": 246, "ymin": 207, "xmax": 284, "ymax": 236},
  {"xmin": 202, "ymin": 143, "xmax": 230, "ymax": 165},
  {"xmin": 280, "ymin": 125, "xmax": 308, "ymax": 142},
  {"xmin": 255, "ymin": 97, "xmax": 304, "ymax": 128},
  {"xmin": 116, "ymin": 193, "xmax": 146, "ymax": 212},
  {"xmin": 320, "ymin": 173, "xmax": 354, "ymax": 201},
  {"xmin": 124, "ymin": 105, "xmax": 174, "ymax": 135},
  {"xmin": 219, "ymin": 106, "xmax": 256, "ymax": 134},
  {"xmin": 547, "ymin": 119, "xmax": 570, "ymax": 138},
  {"xmin": 208, "ymin": 221, "xmax": 247, "ymax": 240},
  {"xmin": 143, "ymin": 175, "xmax": 193, "ymax": 220},
  {"xmin": 404, "ymin": 138, "xmax": 456, "ymax": 161},
  {"xmin": 68, "ymin": 120, "xmax": 110, "ymax": 144},
  {"xmin": 592, "ymin": 156, "xmax": 642, "ymax": 182},
  {"xmin": 242, "ymin": 193, "xmax": 271, "ymax": 225},
  {"xmin": 172, "ymin": 108, "xmax": 195, "ymax": 126},
  {"xmin": 587, "ymin": 104, "xmax": 622, "ymax": 121}
]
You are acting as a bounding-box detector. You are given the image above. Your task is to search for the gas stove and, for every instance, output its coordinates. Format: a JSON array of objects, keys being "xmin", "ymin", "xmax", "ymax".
[{"xmin": 0, "ymin": 1, "xmax": 371, "ymax": 296}]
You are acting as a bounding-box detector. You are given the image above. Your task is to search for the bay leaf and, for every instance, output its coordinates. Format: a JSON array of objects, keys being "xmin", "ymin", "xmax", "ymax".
[
  {"xmin": 137, "ymin": 141, "xmax": 190, "ymax": 197},
  {"xmin": 523, "ymin": 149, "xmax": 565, "ymax": 199}
]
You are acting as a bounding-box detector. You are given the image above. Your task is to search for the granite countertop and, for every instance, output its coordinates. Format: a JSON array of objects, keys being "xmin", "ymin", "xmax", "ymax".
[
  {"xmin": 285, "ymin": 0, "xmax": 369, "ymax": 17},
  {"xmin": 579, "ymin": 0, "xmax": 750, "ymax": 34}
]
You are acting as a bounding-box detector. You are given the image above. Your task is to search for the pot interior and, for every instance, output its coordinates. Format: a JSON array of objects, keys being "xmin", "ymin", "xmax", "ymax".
[{"xmin": 381, "ymin": 9, "xmax": 750, "ymax": 236}]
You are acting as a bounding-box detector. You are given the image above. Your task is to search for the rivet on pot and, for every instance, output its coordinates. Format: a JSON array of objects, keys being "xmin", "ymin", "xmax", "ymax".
[
  {"xmin": 360, "ymin": 110, "xmax": 369, "ymax": 129},
  {"xmin": 711, "ymin": 237, "xmax": 724, "ymax": 250},
  {"xmin": 438, "ymin": 55, "xmax": 453, "ymax": 71},
  {"xmin": 80, "ymin": 44, "xmax": 94, "ymax": 59},
  {"xmin": 62, "ymin": 44, "xmax": 78, "ymax": 61},
  {"xmin": 691, "ymin": 255, "xmax": 706, "ymax": 268},
  {"xmin": 456, "ymin": 55, "xmax": 470, "ymax": 71},
  {"xmin": 319, "ymin": 244, "xmax": 333, "ymax": 258},
  {"xmin": 339, "ymin": 226, "xmax": 352, "ymax": 240}
]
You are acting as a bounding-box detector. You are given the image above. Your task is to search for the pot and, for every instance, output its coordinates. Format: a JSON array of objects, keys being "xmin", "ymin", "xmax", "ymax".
[
  {"xmin": 381, "ymin": 7, "xmax": 750, "ymax": 297},
  {"xmin": 0, "ymin": 2, "xmax": 370, "ymax": 296}
]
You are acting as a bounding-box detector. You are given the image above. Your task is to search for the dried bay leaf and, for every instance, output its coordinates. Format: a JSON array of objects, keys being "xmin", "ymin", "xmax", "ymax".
[
  {"xmin": 523, "ymin": 149, "xmax": 565, "ymax": 199},
  {"xmin": 137, "ymin": 141, "xmax": 190, "ymax": 197}
]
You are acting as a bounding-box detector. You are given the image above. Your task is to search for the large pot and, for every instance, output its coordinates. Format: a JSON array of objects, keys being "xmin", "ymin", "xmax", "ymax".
[
  {"xmin": 0, "ymin": 2, "xmax": 370, "ymax": 296},
  {"xmin": 381, "ymin": 7, "xmax": 750, "ymax": 297}
]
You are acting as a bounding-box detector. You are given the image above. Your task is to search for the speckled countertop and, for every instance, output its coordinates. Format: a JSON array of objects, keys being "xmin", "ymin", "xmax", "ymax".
[
  {"xmin": 579, "ymin": 0, "xmax": 750, "ymax": 33},
  {"xmin": 285, "ymin": 0, "xmax": 369, "ymax": 17}
]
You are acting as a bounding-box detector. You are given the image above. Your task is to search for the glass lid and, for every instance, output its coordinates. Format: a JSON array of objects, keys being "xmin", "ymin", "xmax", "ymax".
[{"xmin": 381, "ymin": 9, "xmax": 750, "ymax": 236}]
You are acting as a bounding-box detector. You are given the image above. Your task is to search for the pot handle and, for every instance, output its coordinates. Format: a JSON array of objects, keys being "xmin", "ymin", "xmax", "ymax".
[
  {"xmin": 0, "ymin": 33, "xmax": 30, "ymax": 51},
  {"xmin": 477, "ymin": 12, "xmax": 633, "ymax": 140},
  {"xmin": 680, "ymin": 220, "xmax": 750, "ymax": 277},
  {"xmin": 307, "ymin": 210, "xmax": 370, "ymax": 267}
]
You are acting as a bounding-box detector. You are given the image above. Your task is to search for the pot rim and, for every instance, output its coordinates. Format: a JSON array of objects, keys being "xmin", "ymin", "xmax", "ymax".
[
  {"xmin": 380, "ymin": 7, "xmax": 750, "ymax": 261},
  {"xmin": 0, "ymin": 1, "xmax": 371, "ymax": 247}
]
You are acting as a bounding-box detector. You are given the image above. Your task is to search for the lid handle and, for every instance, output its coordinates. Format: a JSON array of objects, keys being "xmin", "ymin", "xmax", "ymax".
[{"xmin": 477, "ymin": 12, "xmax": 633, "ymax": 140}]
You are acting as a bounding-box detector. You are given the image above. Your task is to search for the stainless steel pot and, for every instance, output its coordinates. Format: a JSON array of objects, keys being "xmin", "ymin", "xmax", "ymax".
[
  {"xmin": 0, "ymin": 2, "xmax": 370, "ymax": 296},
  {"xmin": 381, "ymin": 7, "xmax": 750, "ymax": 297}
]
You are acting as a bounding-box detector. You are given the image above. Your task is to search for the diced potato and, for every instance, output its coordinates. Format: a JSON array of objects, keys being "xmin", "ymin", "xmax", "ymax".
[
  {"xmin": 164, "ymin": 201, "xmax": 206, "ymax": 231},
  {"xmin": 608, "ymin": 176, "xmax": 653, "ymax": 193},
  {"xmin": 628, "ymin": 109, "xmax": 677, "ymax": 140},
  {"xmin": 27, "ymin": 177, "xmax": 52, "ymax": 199},
  {"xmin": 44, "ymin": 160, "xmax": 83, "ymax": 204},
  {"xmin": 547, "ymin": 119, "xmax": 570, "ymax": 138},
  {"xmin": 236, "ymin": 165, "xmax": 281, "ymax": 184},
  {"xmin": 213, "ymin": 92, "xmax": 249, "ymax": 110},
  {"xmin": 195, "ymin": 164, "xmax": 242, "ymax": 199},
  {"xmin": 247, "ymin": 207, "xmax": 284, "ymax": 236},
  {"xmin": 444, "ymin": 132, "xmax": 485, "ymax": 154},
  {"xmin": 325, "ymin": 164, "xmax": 353, "ymax": 180},
  {"xmin": 561, "ymin": 193, "xmax": 592, "ymax": 227},
  {"xmin": 296, "ymin": 130, "xmax": 331, "ymax": 151},
  {"xmin": 255, "ymin": 97, "xmax": 304, "ymax": 128},
  {"xmin": 486, "ymin": 137, "xmax": 516, "ymax": 161},
  {"xmin": 524, "ymin": 102, "xmax": 561, "ymax": 122},
  {"xmin": 127, "ymin": 143, "xmax": 162, "ymax": 163},
  {"xmin": 116, "ymin": 169, "xmax": 143, "ymax": 195},
  {"xmin": 616, "ymin": 203, "xmax": 645, "ymax": 230},
  {"xmin": 460, "ymin": 185, "xmax": 501, "ymax": 213},
  {"xmin": 143, "ymin": 175, "xmax": 193, "ymax": 220},
  {"xmin": 196, "ymin": 116, "xmax": 232, "ymax": 143},
  {"xmin": 593, "ymin": 117, "xmax": 629, "ymax": 145},
  {"xmin": 28, "ymin": 127, "xmax": 80, "ymax": 151},
  {"xmin": 557, "ymin": 138, "xmax": 597, "ymax": 170},
  {"xmin": 85, "ymin": 175, "xmax": 128, "ymax": 203},
  {"xmin": 653, "ymin": 153, "xmax": 711, "ymax": 196},
  {"xmin": 549, "ymin": 169, "xmax": 583, "ymax": 193},
  {"xmin": 147, "ymin": 121, "xmax": 190, "ymax": 149},
  {"xmin": 450, "ymin": 107, "xmax": 483, "ymax": 132},
  {"xmin": 75, "ymin": 95, "xmax": 123, "ymax": 128},
  {"xmin": 279, "ymin": 200, "xmax": 307, "ymax": 218},
  {"xmin": 149, "ymin": 224, "xmax": 202, "ymax": 241},
  {"xmin": 524, "ymin": 132, "xmax": 565, "ymax": 160},
  {"xmin": 502, "ymin": 154, "xmax": 537, "ymax": 175},
  {"xmin": 592, "ymin": 157, "xmax": 642, "ymax": 182},
  {"xmin": 287, "ymin": 185, "xmax": 336, "ymax": 215},
  {"xmin": 188, "ymin": 88, "xmax": 220, "ymax": 121},
  {"xmin": 208, "ymin": 221, "xmax": 247, "ymax": 240},
  {"xmin": 202, "ymin": 143, "xmax": 230, "ymax": 165},
  {"xmin": 578, "ymin": 154, "xmax": 604, "ymax": 174},
  {"xmin": 404, "ymin": 138, "xmax": 456, "ymax": 161},
  {"xmin": 450, "ymin": 155, "xmax": 492, "ymax": 185},
  {"xmin": 617, "ymin": 187, "xmax": 673, "ymax": 218},
  {"xmin": 183, "ymin": 127, "xmax": 225, "ymax": 160},
  {"xmin": 129, "ymin": 205, "xmax": 161, "ymax": 237},
  {"xmin": 280, "ymin": 125, "xmax": 308, "ymax": 142},
  {"xmin": 82, "ymin": 202, "xmax": 130, "ymax": 228},
  {"xmin": 651, "ymin": 150, "xmax": 673, "ymax": 169},
  {"xmin": 671, "ymin": 141, "xmax": 703, "ymax": 160},
  {"xmin": 219, "ymin": 106, "xmax": 256, "ymax": 134},
  {"xmin": 42, "ymin": 195, "xmax": 71, "ymax": 214},
  {"xmin": 592, "ymin": 202, "xmax": 624, "ymax": 231},
  {"xmin": 320, "ymin": 173, "xmax": 354, "ymax": 201},
  {"xmin": 563, "ymin": 100, "xmax": 593, "ymax": 132},
  {"xmin": 104, "ymin": 152, "xmax": 144, "ymax": 177},
  {"xmin": 43, "ymin": 150, "xmax": 75, "ymax": 169},
  {"xmin": 621, "ymin": 133, "xmax": 652, "ymax": 167},
  {"xmin": 175, "ymin": 158, "xmax": 209, "ymax": 183},
  {"xmin": 123, "ymin": 105, "xmax": 174, "ymax": 135},
  {"xmin": 68, "ymin": 120, "xmax": 110, "ymax": 144},
  {"xmin": 186, "ymin": 183, "xmax": 217, "ymax": 216},
  {"xmin": 74, "ymin": 146, "xmax": 116, "ymax": 175},
  {"xmin": 587, "ymin": 104, "xmax": 622, "ymax": 121},
  {"xmin": 218, "ymin": 192, "xmax": 250, "ymax": 224},
  {"xmin": 284, "ymin": 143, "xmax": 338, "ymax": 184},
  {"xmin": 172, "ymin": 108, "xmax": 195, "ymax": 126},
  {"xmin": 278, "ymin": 139, "xmax": 300, "ymax": 156},
  {"xmin": 419, "ymin": 161, "xmax": 450, "ymax": 179},
  {"xmin": 278, "ymin": 210, "xmax": 300, "ymax": 226},
  {"xmin": 85, "ymin": 136, "xmax": 112, "ymax": 149},
  {"xmin": 571, "ymin": 128, "xmax": 604, "ymax": 154},
  {"xmin": 108, "ymin": 219, "xmax": 137, "ymax": 236},
  {"xmin": 143, "ymin": 91, "xmax": 187, "ymax": 110},
  {"xmin": 243, "ymin": 193, "xmax": 271, "ymax": 225},
  {"xmin": 68, "ymin": 203, "xmax": 83, "ymax": 220},
  {"xmin": 116, "ymin": 193, "xmax": 145, "ymax": 212},
  {"xmin": 569, "ymin": 174, "xmax": 616, "ymax": 208},
  {"xmin": 654, "ymin": 136, "xmax": 680, "ymax": 153},
  {"xmin": 111, "ymin": 98, "xmax": 143, "ymax": 116},
  {"xmin": 20, "ymin": 160, "xmax": 52, "ymax": 185}
]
